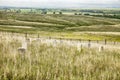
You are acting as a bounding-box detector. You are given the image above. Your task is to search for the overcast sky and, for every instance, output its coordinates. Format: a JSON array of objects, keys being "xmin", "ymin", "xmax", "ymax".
[{"xmin": 0, "ymin": 0, "xmax": 120, "ymax": 8}]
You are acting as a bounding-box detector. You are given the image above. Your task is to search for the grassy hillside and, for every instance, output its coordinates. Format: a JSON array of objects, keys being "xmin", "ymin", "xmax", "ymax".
[
  {"xmin": 0, "ymin": 11, "xmax": 120, "ymax": 41},
  {"xmin": 0, "ymin": 12, "xmax": 120, "ymax": 32}
]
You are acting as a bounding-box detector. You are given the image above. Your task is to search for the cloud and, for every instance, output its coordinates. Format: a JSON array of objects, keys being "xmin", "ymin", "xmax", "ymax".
[{"xmin": 0, "ymin": 0, "xmax": 120, "ymax": 8}]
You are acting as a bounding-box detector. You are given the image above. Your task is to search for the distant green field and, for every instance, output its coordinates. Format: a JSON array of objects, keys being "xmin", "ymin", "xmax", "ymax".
[{"xmin": 0, "ymin": 8, "xmax": 120, "ymax": 41}]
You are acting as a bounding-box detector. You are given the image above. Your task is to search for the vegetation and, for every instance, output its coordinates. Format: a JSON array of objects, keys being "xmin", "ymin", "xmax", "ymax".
[
  {"xmin": 0, "ymin": 8, "xmax": 120, "ymax": 41},
  {"xmin": 0, "ymin": 34, "xmax": 120, "ymax": 80},
  {"xmin": 0, "ymin": 11, "xmax": 120, "ymax": 31},
  {"xmin": 0, "ymin": 8, "xmax": 120, "ymax": 80}
]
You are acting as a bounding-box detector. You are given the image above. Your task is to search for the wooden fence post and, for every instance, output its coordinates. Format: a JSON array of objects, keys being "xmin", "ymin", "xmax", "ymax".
[
  {"xmin": 80, "ymin": 44, "xmax": 83, "ymax": 52},
  {"xmin": 79, "ymin": 39, "xmax": 81, "ymax": 43},
  {"xmin": 97, "ymin": 40, "xmax": 99, "ymax": 44},
  {"xmin": 114, "ymin": 41, "xmax": 116, "ymax": 45},
  {"xmin": 25, "ymin": 33, "xmax": 27, "ymax": 39},
  {"xmin": 38, "ymin": 34, "xmax": 39, "ymax": 38},
  {"xmin": 88, "ymin": 39, "xmax": 91, "ymax": 48},
  {"xmin": 105, "ymin": 39, "xmax": 107, "ymax": 45}
]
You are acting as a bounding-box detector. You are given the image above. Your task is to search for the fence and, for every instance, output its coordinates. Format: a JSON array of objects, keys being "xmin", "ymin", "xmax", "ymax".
[{"xmin": 0, "ymin": 31, "xmax": 120, "ymax": 46}]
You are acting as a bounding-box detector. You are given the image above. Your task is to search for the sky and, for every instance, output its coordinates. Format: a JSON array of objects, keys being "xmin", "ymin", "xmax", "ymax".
[{"xmin": 0, "ymin": 0, "xmax": 120, "ymax": 8}]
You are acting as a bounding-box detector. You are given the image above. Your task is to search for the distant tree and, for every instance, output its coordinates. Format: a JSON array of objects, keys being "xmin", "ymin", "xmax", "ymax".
[
  {"xmin": 84, "ymin": 13, "xmax": 90, "ymax": 15},
  {"xmin": 74, "ymin": 13, "xmax": 77, "ymax": 15},
  {"xmin": 59, "ymin": 12, "xmax": 62, "ymax": 14},
  {"xmin": 44, "ymin": 11, "xmax": 47, "ymax": 14},
  {"xmin": 41, "ymin": 11, "xmax": 47, "ymax": 14},
  {"xmin": 41, "ymin": 9, "xmax": 47, "ymax": 14},
  {"xmin": 53, "ymin": 12, "xmax": 56, "ymax": 14},
  {"xmin": 113, "ymin": 14, "xmax": 116, "ymax": 17},
  {"xmin": 16, "ymin": 9, "xmax": 21, "ymax": 13},
  {"xmin": 78, "ymin": 13, "xmax": 82, "ymax": 15}
]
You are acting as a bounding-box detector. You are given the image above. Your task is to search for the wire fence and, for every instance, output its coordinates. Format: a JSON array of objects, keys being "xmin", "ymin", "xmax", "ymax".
[{"xmin": 0, "ymin": 31, "xmax": 120, "ymax": 46}]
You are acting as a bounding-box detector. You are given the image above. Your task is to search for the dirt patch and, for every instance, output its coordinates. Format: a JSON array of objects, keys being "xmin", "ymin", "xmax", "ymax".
[
  {"xmin": 8, "ymin": 26, "xmax": 33, "ymax": 28},
  {"xmin": 0, "ymin": 25, "xmax": 33, "ymax": 29}
]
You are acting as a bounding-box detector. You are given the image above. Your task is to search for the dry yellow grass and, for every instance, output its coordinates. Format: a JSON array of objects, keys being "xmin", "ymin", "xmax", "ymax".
[{"xmin": 0, "ymin": 33, "xmax": 120, "ymax": 80}]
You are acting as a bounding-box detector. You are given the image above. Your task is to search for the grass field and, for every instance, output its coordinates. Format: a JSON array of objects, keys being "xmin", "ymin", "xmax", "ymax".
[
  {"xmin": 0, "ymin": 33, "xmax": 120, "ymax": 80},
  {"xmin": 0, "ymin": 8, "xmax": 120, "ymax": 80},
  {"xmin": 0, "ymin": 10, "xmax": 120, "ymax": 41}
]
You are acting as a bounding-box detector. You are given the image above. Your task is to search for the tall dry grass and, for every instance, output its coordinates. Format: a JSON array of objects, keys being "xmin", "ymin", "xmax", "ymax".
[{"xmin": 0, "ymin": 34, "xmax": 120, "ymax": 80}]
